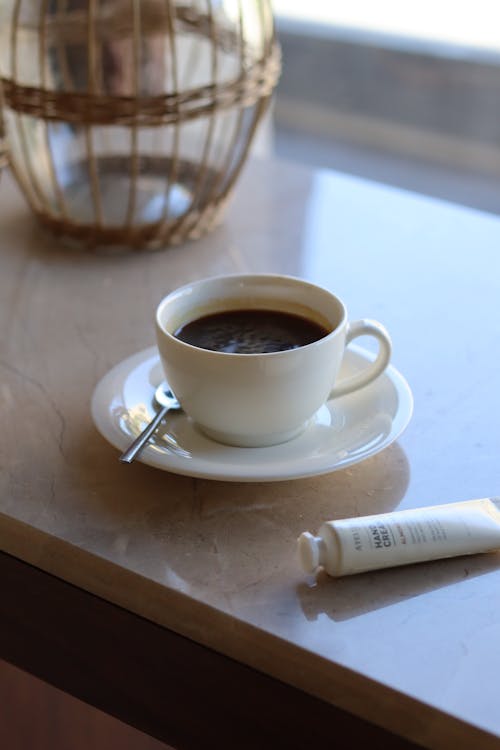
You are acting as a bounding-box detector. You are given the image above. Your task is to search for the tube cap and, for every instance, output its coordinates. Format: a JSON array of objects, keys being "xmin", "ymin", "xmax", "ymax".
[{"xmin": 298, "ymin": 532, "xmax": 323, "ymax": 573}]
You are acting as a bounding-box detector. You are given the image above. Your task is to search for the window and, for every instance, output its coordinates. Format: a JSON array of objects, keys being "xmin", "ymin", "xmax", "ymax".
[
  {"xmin": 273, "ymin": 1, "xmax": 500, "ymax": 54},
  {"xmin": 272, "ymin": 2, "xmax": 500, "ymax": 212}
]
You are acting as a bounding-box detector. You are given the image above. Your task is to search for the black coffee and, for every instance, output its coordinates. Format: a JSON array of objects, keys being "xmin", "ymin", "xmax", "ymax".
[{"xmin": 174, "ymin": 308, "xmax": 330, "ymax": 354}]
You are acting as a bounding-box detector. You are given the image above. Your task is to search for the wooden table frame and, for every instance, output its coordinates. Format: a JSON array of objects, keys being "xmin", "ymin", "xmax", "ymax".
[{"xmin": 1, "ymin": 551, "xmax": 422, "ymax": 750}]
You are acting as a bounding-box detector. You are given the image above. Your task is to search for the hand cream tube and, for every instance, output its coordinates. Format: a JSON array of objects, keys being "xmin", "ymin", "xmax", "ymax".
[{"xmin": 298, "ymin": 498, "xmax": 500, "ymax": 577}]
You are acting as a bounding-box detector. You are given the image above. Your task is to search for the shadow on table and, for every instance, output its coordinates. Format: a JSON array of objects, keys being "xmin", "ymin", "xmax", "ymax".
[{"xmin": 296, "ymin": 551, "xmax": 500, "ymax": 622}]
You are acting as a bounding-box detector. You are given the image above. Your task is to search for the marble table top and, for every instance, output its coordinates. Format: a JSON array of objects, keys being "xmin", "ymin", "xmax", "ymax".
[{"xmin": 1, "ymin": 158, "xmax": 499, "ymax": 749}]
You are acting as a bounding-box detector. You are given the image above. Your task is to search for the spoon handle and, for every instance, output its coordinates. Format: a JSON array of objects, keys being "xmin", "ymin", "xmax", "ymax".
[{"xmin": 119, "ymin": 405, "xmax": 169, "ymax": 464}]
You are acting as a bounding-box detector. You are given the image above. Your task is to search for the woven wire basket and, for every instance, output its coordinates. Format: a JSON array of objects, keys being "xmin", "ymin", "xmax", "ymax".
[{"xmin": 0, "ymin": 0, "xmax": 280, "ymax": 250}]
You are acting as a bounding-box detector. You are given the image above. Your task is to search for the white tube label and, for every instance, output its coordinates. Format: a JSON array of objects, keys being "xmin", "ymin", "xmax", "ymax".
[{"xmin": 326, "ymin": 499, "xmax": 500, "ymax": 575}]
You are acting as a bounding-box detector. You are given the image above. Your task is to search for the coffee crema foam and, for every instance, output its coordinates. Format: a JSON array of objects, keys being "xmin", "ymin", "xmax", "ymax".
[{"xmin": 174, "ymin": 308, "xmax": 330, "ymax": 354}]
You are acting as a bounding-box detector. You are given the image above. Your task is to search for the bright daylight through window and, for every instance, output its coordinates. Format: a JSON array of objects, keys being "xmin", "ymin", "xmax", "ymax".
[
  {"xmin": 273, "ymin": 0, "xmax": 500, "ymax": 53},
  {"xmin": 272, "ymin": 0, "xmax": 500, "ymax": 213}
]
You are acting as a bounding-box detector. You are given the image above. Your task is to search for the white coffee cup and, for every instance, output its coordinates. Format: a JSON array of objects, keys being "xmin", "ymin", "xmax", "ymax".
[{"xmin": 155, "ymin": 274, "xmax": 391, "ymax": 447}]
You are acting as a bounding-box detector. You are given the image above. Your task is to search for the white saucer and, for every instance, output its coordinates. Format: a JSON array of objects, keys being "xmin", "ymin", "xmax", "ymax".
[{"xmin": 91, "ymin": 346, "xmax": 413, "ymax": 482}]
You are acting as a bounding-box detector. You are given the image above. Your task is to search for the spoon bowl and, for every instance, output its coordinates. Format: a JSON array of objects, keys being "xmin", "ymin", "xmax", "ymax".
[{"xmin": 119, "ymin": 383, "xmax": 182, "ymax": 463}]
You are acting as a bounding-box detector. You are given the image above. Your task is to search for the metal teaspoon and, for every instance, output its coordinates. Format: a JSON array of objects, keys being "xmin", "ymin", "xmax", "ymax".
[{"xmin": 119, "ymin": 384, "xmax": 181, "ymax": 464}]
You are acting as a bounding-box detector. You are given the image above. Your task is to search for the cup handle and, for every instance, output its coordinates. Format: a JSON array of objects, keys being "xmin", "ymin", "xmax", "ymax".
[{"xmin": 329, "ymin": 319, "xmax": 392, "ymax": 399}]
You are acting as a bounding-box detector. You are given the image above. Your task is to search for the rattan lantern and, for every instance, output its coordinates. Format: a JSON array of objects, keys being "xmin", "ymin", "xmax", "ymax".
[{"xmin": 0, "ymin": 1, "xmax": 280, "ymax": 250}]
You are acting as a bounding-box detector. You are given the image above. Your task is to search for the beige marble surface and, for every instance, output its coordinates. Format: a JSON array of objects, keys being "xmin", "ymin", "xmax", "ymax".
[{"xmin": 1, "ymin": 160, "xmax": 500, "ymax": 749}]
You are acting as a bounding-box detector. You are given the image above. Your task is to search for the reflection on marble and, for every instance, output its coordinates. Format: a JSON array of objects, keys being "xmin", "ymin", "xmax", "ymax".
[
  {"xmin": 149, "ymin": 445, "xmax": 410, "ymax": 598},
  {"xmin": 298, "ymin": 552, "xmax": 500, "ymax": 623}
]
